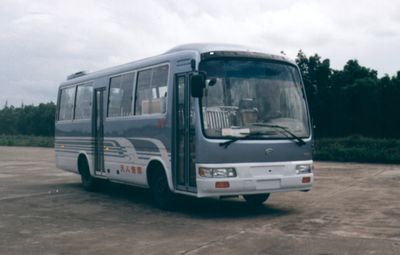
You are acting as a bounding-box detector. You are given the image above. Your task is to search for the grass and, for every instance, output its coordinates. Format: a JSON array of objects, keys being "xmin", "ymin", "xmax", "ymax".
[
  {"xmin": 314, "ymin": 136, "xmax": 400, "ymax": 164},
  {"xmin": 0, "ymin": 135, "xmax": 54, "ymax": 148}
]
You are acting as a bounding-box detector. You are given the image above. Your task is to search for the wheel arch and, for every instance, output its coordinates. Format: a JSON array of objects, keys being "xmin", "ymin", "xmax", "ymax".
[
  {"xmin": 146, "ymin": 158, "xmax": 173, "ymax": 191},
  {"xmin": 76, "ymin": 151, "xmax": 92, "ymax": 175}
]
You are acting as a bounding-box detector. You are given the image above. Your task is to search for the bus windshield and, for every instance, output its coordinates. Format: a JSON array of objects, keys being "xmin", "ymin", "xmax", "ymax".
[{"xmin": 199, "ymin": 59, "xmax": 310, "ymax": 139}]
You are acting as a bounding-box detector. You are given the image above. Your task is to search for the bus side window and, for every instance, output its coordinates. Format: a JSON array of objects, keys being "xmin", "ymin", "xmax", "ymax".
[
  {"xmin": 58, "ymin": 86, "xmax": 75, "ymax": 121},
  {"xmin": 108, "ymin": 72, "xmax": 135, "ymax": 117},
  {"xmin": 75, "ymin": 83, "xmax": 93, "ymax": 120},
  {"xmin": 135, "ymin": 65, "xmax": 169, "ymax": 115}
]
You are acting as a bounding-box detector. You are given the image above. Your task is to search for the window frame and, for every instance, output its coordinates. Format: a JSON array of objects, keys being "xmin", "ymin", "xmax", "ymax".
[
  {"xmin": 105, "ymin": 62, "xmax": 170, "ymax": 120},
  {"xmin": 57, "ymin": 85, "xmax": 77, "ymax": 122},
  {"xmin": 106, "ymin": 71, "xmax": 136, "ymax": 118},
  {"xmin": 134, "ymin": 63, "xmax": 170, "ymax": 116},
  {"xmin": 74, "ymin": 82, "xmax": 94, "ymax": 121}
]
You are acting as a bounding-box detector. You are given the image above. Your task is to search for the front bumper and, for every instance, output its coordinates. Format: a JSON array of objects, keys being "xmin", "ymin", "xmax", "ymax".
[{"xmin": 196, "ymin": 160, "xmax": 313, "ymax": 197}]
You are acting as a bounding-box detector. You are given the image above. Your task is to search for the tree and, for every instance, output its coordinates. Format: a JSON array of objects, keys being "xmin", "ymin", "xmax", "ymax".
[
  {"xmin": 0, "ymin": 102, "xmax": 56, "ymax": 136},
  {"xmin": 296, "ymin": 50, "xmax": 332, "ymax": 137},
  {"xmin": 295, "ymin": 51, "xmax": 397, "ymax": 138}
]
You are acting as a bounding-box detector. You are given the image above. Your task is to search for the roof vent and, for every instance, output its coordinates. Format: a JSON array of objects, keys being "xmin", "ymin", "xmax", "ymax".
[{"xmin": 67, "ymin": 71, "xmax": 87, "ymax": 80}]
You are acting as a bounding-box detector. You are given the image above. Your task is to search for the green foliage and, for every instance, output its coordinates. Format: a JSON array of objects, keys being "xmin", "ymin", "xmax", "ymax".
[
  {"xmin": 0, "ymin": 102, "xmax": 55, "ymax": 136},
  {"xmin": 314, "ymin": 136, "xmax": 400, "ymax": 163},
  {"xmin": 0, "ymin": 135, "xmax": 54, "ymax": 147},
  {"xmin": 296, "ymin": 51, "xmax": 400, "ymax": 139}
]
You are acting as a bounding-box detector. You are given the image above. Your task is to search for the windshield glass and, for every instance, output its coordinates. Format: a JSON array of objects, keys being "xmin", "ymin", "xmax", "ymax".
[{"xmin": 199, "ymin": 59, "xmax": 310, "ymax": 139}]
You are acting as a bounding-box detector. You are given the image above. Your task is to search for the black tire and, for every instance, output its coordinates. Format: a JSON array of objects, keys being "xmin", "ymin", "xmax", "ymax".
[
  {"xmin": 149, "ymin": 170, "xmax": 175, "ymax": 209},
  {"xmin": 243, "ymin": 193, "xmax": 270, "ymax": 206},
  {"xmin": 79, "ymin": 158, "xmax": 101, "ymax": 192}
]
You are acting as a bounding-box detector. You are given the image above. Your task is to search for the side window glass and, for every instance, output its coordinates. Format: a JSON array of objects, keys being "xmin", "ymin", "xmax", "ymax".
[
  {"xmin": 108, "ymin": 72, "xmax": 135, "ymax": 117},
  {"xmin": 58, "ymin": 87, "xmax": 75, "ymax": 120},
  {"xmin": 75, "ymin": 83, "xmax": 93, "ymax": 119},
  {"xmin": 135, "ymin": 69, "xmax": 151, "ymax": 115},
  {"xmin": 135, "ymin": 65, "xmax": 169, "ymax": 115}
]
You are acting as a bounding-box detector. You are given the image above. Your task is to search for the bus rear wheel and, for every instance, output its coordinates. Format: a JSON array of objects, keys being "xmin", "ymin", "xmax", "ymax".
[
  {"xmin": 243, "ymin": 193, "xmax": 270, "ymax": 206},
  {"xmin": 149, "ymin": 170, "xmax": 175, "ymax": 209},
  {"xmin": 78, "ymin": 158, "xmax": 101, "ymax": 191}
]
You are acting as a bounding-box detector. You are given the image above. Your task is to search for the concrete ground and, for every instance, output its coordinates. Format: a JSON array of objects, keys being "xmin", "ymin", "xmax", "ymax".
[{"xmin": 0, "ymin": 147, "xmax": 399, "ymax": 255}]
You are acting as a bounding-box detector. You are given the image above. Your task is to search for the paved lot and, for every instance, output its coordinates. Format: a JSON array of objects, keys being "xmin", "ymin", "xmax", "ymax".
[{"xmin": 0, "ymin": 146, "xmax": 399, "ymax": 255}]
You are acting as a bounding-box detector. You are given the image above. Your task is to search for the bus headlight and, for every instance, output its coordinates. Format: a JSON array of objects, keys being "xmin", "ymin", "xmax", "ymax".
[
  {"xmin": 296, "ymin": 164, "xmax": 313, "ymax": 174},
  {"xmin": 198, "ymin": 167, "xmax": 237, "ymax": 178}
]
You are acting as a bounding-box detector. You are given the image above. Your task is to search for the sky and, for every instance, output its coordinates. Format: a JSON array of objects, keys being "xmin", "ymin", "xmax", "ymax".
[{"xmin": 1, "ymin": 0, "xmax": 400, "ymax": 106}]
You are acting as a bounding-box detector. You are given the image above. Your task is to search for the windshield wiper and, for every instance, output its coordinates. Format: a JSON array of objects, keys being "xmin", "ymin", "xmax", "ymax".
[
  {"xmin": 252, "ymin": 123, "xmax": 306, "ymax": 146},
  {"xmin": 219, "ymin": 132, "xmax": 267, "ymax": 149}
]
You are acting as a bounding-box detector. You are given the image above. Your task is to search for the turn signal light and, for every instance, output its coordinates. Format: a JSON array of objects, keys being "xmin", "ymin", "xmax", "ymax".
[
  {"xmin": 302, "ymin": 177, "xmax": 311, "ymax": 183},
  {"xmin": 215, "ymin": 181, "xmax": 230, "ymax": 188}
]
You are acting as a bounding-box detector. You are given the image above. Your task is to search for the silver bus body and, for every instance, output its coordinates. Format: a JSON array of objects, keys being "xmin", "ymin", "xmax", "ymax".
[{"xmin": 55, "ymin": 43, "xmax": 313, "ymax": 204}]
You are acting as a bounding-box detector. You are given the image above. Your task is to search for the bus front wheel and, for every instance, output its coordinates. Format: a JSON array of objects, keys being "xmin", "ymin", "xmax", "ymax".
[
  {"xmin": 243, "ymin": 193, "xmax": 270, "ymax": 206},
  {"xmin": 149, "ymin": 170, "xmax": 175, "ymax": 209}
]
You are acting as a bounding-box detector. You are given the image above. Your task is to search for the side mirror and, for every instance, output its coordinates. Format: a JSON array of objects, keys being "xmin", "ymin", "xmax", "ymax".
[{"xmin": 190, "ymin": 73, "xmax": 205, "ymax": 98}]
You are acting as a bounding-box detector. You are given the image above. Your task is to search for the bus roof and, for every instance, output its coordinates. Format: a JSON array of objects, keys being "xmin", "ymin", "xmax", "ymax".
[{"xmin": 164, "ymin": 43, "xmax": 290, "ymax": 62}]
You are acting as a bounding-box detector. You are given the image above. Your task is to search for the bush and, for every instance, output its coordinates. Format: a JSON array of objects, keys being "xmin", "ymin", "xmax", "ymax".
[
  {"xmin": 314, "ymin": 136, "xmax": 400, "ymax": 163},
  {"xmin": 0, "ymin": 135, "xmax": 54, "ymax": 148}
]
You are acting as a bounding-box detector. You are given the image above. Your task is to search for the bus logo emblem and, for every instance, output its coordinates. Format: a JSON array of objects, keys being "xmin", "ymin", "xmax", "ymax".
[{"xmin": 265, "ymin": 148, "xmax": 273, "ymax": 157}]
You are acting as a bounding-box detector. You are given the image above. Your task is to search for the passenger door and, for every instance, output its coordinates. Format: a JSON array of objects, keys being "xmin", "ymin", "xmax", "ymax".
[
  {"xmin": 174, "ymin": 74, "xmax": 197, "ymax": 192},
  {"xmin": 93, "ymin": 87, "xmax": 106, "ymax": 176}
]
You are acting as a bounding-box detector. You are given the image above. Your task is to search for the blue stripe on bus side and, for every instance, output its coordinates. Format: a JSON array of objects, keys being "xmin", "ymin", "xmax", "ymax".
[{"xmin": 56, "ymin": 137, "xmax": 171, "ymax": 160}]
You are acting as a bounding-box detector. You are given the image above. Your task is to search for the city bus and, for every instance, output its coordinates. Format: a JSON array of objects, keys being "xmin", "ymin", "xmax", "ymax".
[{"xmin": 55, "ymin": 43, "xmax": 313, "ymax": 208}]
